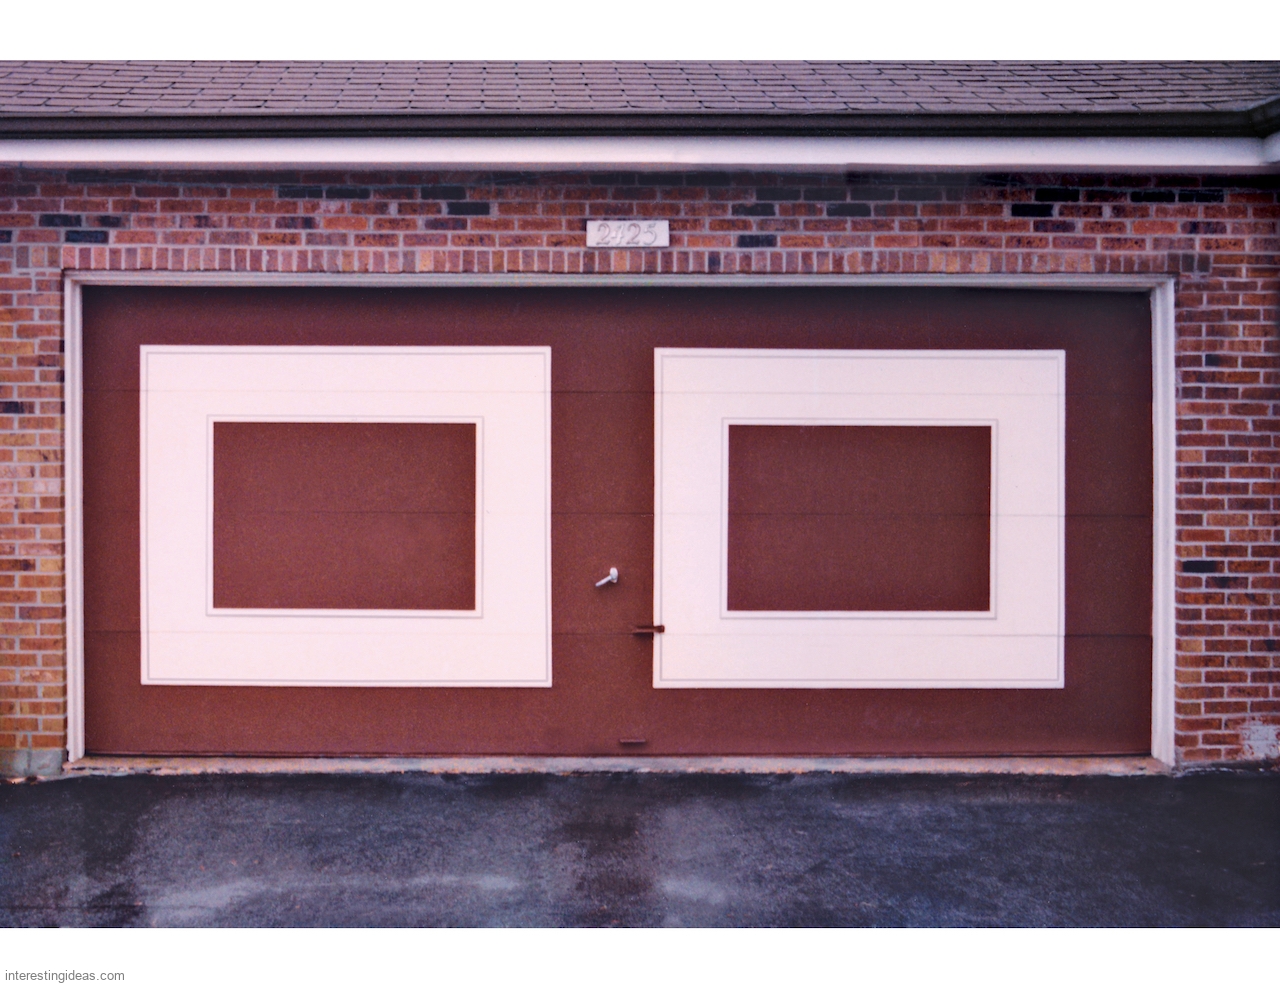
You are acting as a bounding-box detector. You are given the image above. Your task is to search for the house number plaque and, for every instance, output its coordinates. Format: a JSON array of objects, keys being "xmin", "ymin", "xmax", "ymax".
[{"xmin": 586, "ymin": 219, "xmax": 670, "ymax": 248}]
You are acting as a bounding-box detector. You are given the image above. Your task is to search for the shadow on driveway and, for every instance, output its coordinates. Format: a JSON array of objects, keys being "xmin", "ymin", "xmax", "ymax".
[{"xmin": 2, "ymin": 771, "xmax": 1276, "ymax": 927}]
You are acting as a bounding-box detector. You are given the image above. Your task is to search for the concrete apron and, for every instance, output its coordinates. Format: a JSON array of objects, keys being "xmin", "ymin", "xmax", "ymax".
[{"xmin": 40, "ymin": 754, "xmax": 1173, "ymax": 779}]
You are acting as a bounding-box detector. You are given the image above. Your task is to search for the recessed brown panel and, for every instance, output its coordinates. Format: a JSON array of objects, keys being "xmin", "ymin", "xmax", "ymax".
[
  {"xmin": 82, "ymin": 285, "xmax": 1154, "ymax": 756},
  {"xmin": 212, "ymin": 421, "xmax": 476, "ymax": 610},
  {"xmin": 727, "ymin": 425, "xmax": 991, "ymax": 612}
]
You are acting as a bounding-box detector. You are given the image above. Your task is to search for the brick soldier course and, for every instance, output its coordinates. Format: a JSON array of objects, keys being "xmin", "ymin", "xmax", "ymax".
[{"xmin": 1, "ymin": 62, "xmax": 1278, "ymax": 774}]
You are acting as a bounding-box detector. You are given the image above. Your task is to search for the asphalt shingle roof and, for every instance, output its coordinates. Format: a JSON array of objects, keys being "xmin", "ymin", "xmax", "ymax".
[{"xmin": 1, "ymin": 61, "xmax": 1278, "ymax": 137}]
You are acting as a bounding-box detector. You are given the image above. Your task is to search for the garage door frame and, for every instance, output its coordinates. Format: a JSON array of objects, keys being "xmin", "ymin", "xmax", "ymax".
[{"xmin": 62, "ymin": 270, "xmax": 1178, "ymax": 764}]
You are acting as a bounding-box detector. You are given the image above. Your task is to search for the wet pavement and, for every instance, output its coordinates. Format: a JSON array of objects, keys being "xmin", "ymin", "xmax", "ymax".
[{"xmin": 1, "ymin": 770, "xmax": 1276, "ymax": 927}]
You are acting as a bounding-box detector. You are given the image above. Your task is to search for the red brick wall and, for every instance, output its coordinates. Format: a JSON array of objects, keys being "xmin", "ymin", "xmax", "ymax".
[{"xmin": 1, "ymin": 167, "xmax": 1277, "ymax": 769}]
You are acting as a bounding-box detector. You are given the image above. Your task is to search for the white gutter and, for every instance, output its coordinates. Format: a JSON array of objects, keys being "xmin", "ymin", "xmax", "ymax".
[{"xmin": 1, "ymin": 135, "xmax": 1277, "ymax": 172}]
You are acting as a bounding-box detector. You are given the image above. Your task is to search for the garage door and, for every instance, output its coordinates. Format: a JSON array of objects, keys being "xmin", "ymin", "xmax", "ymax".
[{"xmin": 81, "ymin": 285, "xmax": 1153, "ymax": 756}]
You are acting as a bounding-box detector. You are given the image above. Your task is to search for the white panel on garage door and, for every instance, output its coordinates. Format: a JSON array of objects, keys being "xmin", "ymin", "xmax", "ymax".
[
  {"xmin": 140, "ymin": 345, "xmax": 551, "ymax": 687},
  {"xmin": 654, "ymin": 348, "xmax": 1065, "ymax": 689}
]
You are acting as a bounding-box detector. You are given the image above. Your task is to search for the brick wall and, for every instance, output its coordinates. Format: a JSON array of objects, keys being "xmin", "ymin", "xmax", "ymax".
[{"xmin": 1, "ymin": 167, "xmax": 1276, "ymax": 770}]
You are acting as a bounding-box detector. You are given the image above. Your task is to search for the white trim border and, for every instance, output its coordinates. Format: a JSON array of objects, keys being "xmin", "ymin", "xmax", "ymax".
[
  {"xmin": 64, "ymin": 275, "xmax": 85, "ymax": 762},
  {"xmin": 62, "ymin": 271, "xmax": 1178, "ymax": 766},
  {"xmin": 1150, "ymin": 278, "xmax": 1178, "ymax": 767}
]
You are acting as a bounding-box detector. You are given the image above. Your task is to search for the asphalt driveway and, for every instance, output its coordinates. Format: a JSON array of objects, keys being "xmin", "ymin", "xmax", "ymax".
[{"xmin": 2, "ymin": 770, "xmax": 1276, "ymax": 927}]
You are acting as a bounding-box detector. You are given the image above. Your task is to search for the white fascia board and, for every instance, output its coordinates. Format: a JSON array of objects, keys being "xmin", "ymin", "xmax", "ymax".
[
  {"xmin": 1263, "ymin": 130, "xmax": 1280, "ymax": 165},
  {"xmin": 0, "ymin": 135, "xmax": 1275, "ymax": 172}
]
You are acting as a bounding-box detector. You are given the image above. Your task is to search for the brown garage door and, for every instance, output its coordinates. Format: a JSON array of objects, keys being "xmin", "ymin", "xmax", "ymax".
[{"xmin": 81, "ymin": 285, "xmax": 1153, "ymax": 756}]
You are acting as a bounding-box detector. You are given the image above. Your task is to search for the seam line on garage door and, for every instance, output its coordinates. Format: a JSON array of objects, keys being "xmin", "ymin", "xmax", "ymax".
[{"xmin": 62, "ymin": 271, "xmax": 1177, "ymax": 766}]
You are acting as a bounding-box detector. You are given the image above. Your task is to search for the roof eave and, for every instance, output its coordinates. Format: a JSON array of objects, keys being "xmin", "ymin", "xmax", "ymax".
[{"xmin": 1, "ymin": 104, "xmax": 1278, "ymax": 140}]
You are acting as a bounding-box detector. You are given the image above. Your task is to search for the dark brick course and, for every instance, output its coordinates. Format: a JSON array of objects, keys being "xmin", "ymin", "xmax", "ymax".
[{"xmin": 420, "ymin": 186, "xmax": 467, "ymax": 200}]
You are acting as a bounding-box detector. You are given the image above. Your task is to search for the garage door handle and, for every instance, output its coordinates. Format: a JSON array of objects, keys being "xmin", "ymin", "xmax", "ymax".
[{"xmin": 632, "ymin": 625, "xmax": 665, "ymax": 635}]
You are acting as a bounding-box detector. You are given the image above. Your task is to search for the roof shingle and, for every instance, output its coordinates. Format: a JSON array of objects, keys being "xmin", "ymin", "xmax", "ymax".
[{"xmin": 1, "ymin": 61, "xmax": 1277, "ymax": 137}]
